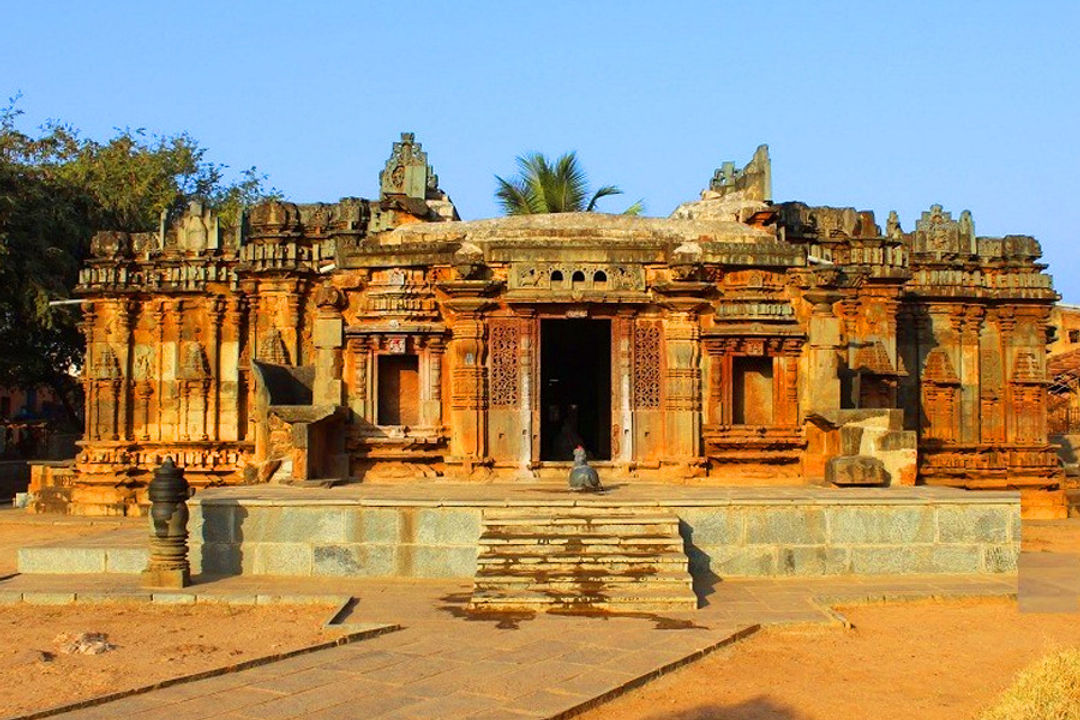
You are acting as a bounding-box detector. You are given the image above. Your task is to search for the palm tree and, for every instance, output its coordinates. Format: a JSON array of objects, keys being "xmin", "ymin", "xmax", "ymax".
[{"xmin": 495, "ymin": 152, "xmax": 643, "ymax": 215}]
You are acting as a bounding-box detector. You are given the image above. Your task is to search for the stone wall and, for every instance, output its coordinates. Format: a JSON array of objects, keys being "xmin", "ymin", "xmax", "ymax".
[{"xmin": 187, "ymin": 488, "xmax": 1018, "ymax": 579}]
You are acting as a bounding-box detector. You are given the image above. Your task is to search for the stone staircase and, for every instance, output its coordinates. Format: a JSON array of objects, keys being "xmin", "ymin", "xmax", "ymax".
[{"xmin": 469, "ymin": 509, "xmax": 697, "ymax": 613}]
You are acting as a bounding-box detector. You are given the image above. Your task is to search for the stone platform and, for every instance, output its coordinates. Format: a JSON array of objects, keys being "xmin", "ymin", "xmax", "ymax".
[
  {"xmin": 181, "ymin": 484, "xmax": 1020, "ymax": 580},
  {"xmin": 18, "ymin": 484, "xmax": 1021, "ymax": 581}
]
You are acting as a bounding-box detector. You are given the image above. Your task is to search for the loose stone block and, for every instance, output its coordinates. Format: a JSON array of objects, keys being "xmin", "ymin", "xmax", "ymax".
[
  {"xmin": 744, "ymin": 508, "xmax": 825, "ymax": 545},
  {"xmin": 826, "ymin": 507, "xmax": 935, "ymax": 544},
  {"xmin": 936, "ymin": 506, "xmax": 1009, "ymax": 544}
]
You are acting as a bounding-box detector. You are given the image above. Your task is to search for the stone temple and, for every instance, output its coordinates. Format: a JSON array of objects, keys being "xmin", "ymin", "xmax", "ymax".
[{"xmin": 31, "ymin": 134, "xmax": 1065, "ymax": 523}]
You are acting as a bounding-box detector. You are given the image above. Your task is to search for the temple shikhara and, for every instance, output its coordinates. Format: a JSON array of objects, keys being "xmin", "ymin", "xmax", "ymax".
[{"xmin": 36, "ymin": 134, "xmax": 1067, "ymax": 518}]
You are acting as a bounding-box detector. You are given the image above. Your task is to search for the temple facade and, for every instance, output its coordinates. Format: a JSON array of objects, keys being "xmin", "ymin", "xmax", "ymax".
[{"xmin": 34, "ymin": 134, "xmax": 1066, "ymax": 516}]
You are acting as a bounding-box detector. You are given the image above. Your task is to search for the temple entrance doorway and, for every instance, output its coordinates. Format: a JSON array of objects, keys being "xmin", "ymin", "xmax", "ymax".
[{"xmin": 540, "ymin": 318, "xmax": 611, "ymax": 461}]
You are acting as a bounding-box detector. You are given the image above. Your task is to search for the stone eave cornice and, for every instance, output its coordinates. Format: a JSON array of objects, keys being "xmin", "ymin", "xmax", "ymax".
[{"xmin": 338, "ymin": 240, "xmax": 459, "ymax": 268}]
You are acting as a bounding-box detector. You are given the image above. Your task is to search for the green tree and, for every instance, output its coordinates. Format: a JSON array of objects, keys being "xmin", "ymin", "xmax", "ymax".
[
  {"xmin": 0, "ymin": 97, "xmax": 278, "ymax": 428},
  {"xmin": 495, "ymin": 151, "xmax": 643, "ymax": 216}
]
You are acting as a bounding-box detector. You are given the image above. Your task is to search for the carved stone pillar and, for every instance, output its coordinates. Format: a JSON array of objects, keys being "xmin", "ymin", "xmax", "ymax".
[
  {"xmin": 82, "ymin": 302, "xmax": 98, "ymax": 441},
  {"xmin": 657, "ymin": 294, "xmax": 707, "ymax": 466},
  {"xmin": 613, "ymin": 310, "xmax": 636, "ymax": 463},
  {"xmin": 804, "ymin": 290, "xmax": 842, "ymax": 416},
  {"xmin": 118, "ymin": 299, "xmax": 137, "ymax": 441},
  {"xmin": 426, "ymin": 336, "xmax": 446, "ymax": 431},
  {"xmin": 208, "ymin": 296, "xmax": 225, "ymax": 441},
  {"xmin": 958, "ymin": 304, "xmax": 984, "ymax": 443},
  {"xmin": 313, "ymin": 286, "xmax": 346, "ymax": 407},
  {"xmin": 219, "ymin": 295, "xmax": 244, "ymax": 442},
  {"xmin": 442, "ymin": 292, "xmax": 493, "ymax": 473}
]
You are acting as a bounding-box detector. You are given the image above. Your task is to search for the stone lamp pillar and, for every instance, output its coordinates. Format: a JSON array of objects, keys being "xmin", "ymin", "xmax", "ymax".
[{"xmin": 142, "ymin": 457, "xmax": 191, "ymax": 588}]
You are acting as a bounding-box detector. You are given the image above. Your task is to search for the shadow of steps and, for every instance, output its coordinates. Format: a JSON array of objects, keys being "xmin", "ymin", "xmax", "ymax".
[{"xmin": 470, "ymin": 508, "xmax": 696, "ymax": 612}]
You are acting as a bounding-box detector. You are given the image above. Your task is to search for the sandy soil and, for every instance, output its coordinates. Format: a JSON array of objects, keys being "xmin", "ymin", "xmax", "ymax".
[
  {"xmin": 578, "ymin": 597, "xmax": 1080, "ymax": 720},
  {"xmin": 0, "ymin": 602, "xmax": 339, "ymax": 716},
  {"xmin": 1022, "ymin": 517, "xmax": 1080, "ymax": 553}
]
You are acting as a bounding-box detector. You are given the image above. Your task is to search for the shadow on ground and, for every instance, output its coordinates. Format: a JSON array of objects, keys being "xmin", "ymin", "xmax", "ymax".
[{"xmin": 638, "ymin": 695, "xmax": 806, "ymax": 720}]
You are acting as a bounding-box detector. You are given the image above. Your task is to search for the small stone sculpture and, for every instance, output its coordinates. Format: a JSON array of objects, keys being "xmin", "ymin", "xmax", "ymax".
[{"xmin": 568, "ymin": 446, "xmax": 602, "ymax": 492}]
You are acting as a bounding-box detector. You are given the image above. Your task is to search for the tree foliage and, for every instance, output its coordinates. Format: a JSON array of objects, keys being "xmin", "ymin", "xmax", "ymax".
[
  {"xmin": 495, "ymin": 152, "xmax": 643, "ymax": 216},
  {"xmin": 0, "ymin": 97, "xmax": 278, "ymax": 427}
]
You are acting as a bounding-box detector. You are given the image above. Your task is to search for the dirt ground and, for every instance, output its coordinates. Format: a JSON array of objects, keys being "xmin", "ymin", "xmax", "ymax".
[
  {"xmin": 577, "ymin": 597, "xmax": 1080, "ymax": 720},
  {"xmin": 1022, "ymin": 517, "xmax": 1080, "ymax": 553},
  {"xmin": 0, "ymin": 602, "xmax": 339, "ymax": 716}
]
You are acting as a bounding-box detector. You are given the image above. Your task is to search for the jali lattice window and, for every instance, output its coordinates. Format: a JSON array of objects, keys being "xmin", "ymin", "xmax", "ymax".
[
  {"xmin": 489, "ymin": 320, "xmax": 520, "ymax": 407},
  {"xmin": 633, "ymin": 322, "xmax": 662, "ymax": 409}
]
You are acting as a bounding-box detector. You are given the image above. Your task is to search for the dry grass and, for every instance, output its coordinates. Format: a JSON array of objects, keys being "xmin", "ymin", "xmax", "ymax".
[{"xmin": 979, "ymin": 648, "xmax": 1080, "ymax": 720}]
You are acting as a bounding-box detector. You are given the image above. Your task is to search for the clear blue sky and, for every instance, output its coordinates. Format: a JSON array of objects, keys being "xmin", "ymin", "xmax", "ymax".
[{"xmin": 3, "ymin": 1, "xmax": 1078, "ymax": 301}]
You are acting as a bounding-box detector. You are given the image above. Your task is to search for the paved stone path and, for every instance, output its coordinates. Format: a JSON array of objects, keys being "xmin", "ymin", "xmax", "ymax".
[{"xmin": 1, "ymin": 572, "xmax": 1019, "ymax": 720}]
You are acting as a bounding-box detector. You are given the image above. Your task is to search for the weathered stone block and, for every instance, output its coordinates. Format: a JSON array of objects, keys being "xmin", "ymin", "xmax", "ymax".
[
  {"xmin": 312, "ymin": 544, "xmax": 397, "ymax": 576},
  {"xmin": 850, "ymin": 546, "xmax": 926, "ymax": 574},
  {"xmin": 345, "ymin": 508, "xmax": 402, "ymax": 543},
  {"xmin": 776, "ymin": 546, "xmax": 851, "ymax": 576},
  {"xmin": 840, "ymin": 426, "xmax": 864, "ymax": 455},
  {"xmin": 680, "ymin": 510, "xmax": 743, "ymax": 545},
  {"xmin": 826, "ymin": 507, "xmax": 935, "ymax": 544},
  {"xmin": 699, "ymin": 546, "xmax": 776, "ymax": 576},
  {"xmin": 936, "ymin": 506, "xmax": 1009, "ymax": 544},
  {"xmin": 271, "ymin": 508, "xmax": 347, "ymax": 543},
  {"xmin": 403, "ymin": 545, "xmax": 477, "ymax": 577},
  {"xmin": 313, "ymin": 317, "xmax": 343, "ymax": 349},
  {"xmin": 253, "ymin": 543, "xmax": 312, "ymax": 575},
  {"xmin": 414, "ymin": 508, "xmax": 481, "ymax": 545},
  {"xmin": 825, "ymin": 455, "xmax": 888, "ymax": 487},
  {"xmin": 193, "ymin": 542, "xmax": 246, "ymax": 576},
  {"xmin": 982, "ymin": 544, "xmax": 1019, "ymax": 573},
  {"xmin": 929, "ymin": 545, "xmax": 982, "ymax": 573},
  {"xmin": 18, "ymin": 548, "xmax": 106, "ymax": 574},
  {"xmin": 744, "ymin": 508, "xmax": 825, "ymax": 545},
  {"xmin": 197, "ymin": 505, "xmax": 242, "ymax": 543},
  {"xmin": 105, "ymin": 548, "xmax": 150, "ymax": 574}
]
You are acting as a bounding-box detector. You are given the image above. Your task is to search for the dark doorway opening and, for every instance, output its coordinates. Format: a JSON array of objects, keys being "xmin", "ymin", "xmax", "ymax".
[{"xmin": 540, "ymin": 319, "xmax": 611, "ymax": 460}]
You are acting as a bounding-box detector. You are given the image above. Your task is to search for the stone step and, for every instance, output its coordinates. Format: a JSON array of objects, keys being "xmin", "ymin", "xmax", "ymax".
[
  {"xmin": 476, "ymin": 553, "xmax": 687, "ymax": 570},
  {"xmin": 470, "ymin": 509, "xmax": 694, "ymax": 613},
  {"xmin": 474, "ymin": 573, "xmax": 692, "ymax": 589},
  {"xmin": 469, "ymin": 587, "xmax": 698, "ymax": 612},
  {"xmin": 479, "ymin": 534, "xmax": 682, "ymax": 548}
]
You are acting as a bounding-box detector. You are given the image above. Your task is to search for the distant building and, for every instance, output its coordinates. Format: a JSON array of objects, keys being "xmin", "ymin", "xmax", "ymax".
[{"xmin": 40, "ymin": 135, "xmax": 1065, "ymax": 516}]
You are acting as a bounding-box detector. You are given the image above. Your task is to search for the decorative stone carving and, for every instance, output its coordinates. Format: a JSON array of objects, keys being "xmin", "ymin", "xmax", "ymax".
[
  {"xmin": 379, "ymin": 132, "xmax": 439, "ymax": 200},
  {"xmin": 913, "ymin": 204, "xmax": 977, "ymax": 257}
]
